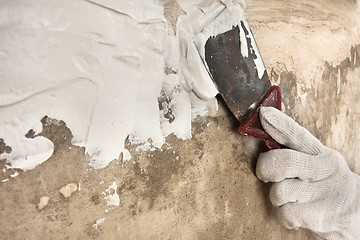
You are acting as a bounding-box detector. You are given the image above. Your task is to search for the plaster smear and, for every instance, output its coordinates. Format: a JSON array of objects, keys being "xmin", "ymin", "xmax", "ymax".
[
  {"xmin": 0, "ymin": 0, "xmax": 243, "ymax": 172},
  {"xmin": 191, "ymin": 0, "xmax": 265, "ymax": 80},
  {"xmin": 93, "ymin": 217, "xmax": 105, "ymax": 230},
  {"xmin": 177, "ymin": 0, "xmax": 247, "ymax": 100},
  {"xmin": 103, "ymin": 182, "xmax": 120, "ymax": 207}
]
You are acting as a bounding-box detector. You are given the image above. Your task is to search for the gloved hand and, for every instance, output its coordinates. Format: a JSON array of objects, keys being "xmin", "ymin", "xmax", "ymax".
[{"xmin": 256, "ymin": 107, "xmax": 360, "ymax": 240}]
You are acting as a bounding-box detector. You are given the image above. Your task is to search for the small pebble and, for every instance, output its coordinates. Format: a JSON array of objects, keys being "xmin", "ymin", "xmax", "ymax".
[
  {"xmin": 38, "ymin": 196, "xmax": 50, "ymax": 210},
  {"xmin": 59, "ymin": 183, "xmax": 78, "ymax": 198}
]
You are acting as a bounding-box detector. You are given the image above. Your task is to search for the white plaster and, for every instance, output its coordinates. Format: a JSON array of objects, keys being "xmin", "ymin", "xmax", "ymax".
[
  {"xmin": 10, "ymin": 171, "xmax": 19, "ymax": 178},
  {"xmin": 104, "ymin": 182, "xmax": 120, "ymax": 207},
  {"xmin": 0, "ymin": 0, "xmax": 242, "ymax": 172},
  {"xmin": 191, "ymin": 1, "xmax": 265, "ymax": 82},
  {"xmin": 93, "ymin": 217, "xmax": 105, "ymax": 230},
  {"xmin": 178, "ymin": 0, "xmax": 258, "ymax": 102}
]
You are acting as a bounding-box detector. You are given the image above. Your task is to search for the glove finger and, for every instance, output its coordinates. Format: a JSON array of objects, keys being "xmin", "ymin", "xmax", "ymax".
[
  {"xmin": 259, "ymin": 107, "xmax": 323, "ymax": 155},
  {"xmin": 270, "ymin": 179, "xmax": 325, "ymax": 207},
  {"xmin": 256, "ymin": 149, "xmax": 336, "ymax": 182},
  {"xmin": 277, "ymin": 202, "xmax": 321, "ymax": 230}
]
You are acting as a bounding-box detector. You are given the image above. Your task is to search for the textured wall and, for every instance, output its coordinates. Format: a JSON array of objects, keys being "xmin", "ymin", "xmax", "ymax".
[{"xmin": 0, "ymin": 1, "xmax": 359, "ymax": 239}]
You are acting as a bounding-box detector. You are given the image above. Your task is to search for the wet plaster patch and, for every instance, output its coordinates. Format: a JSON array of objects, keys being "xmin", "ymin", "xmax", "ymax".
[
  {"xmin": 1, "ymin": 1, "xmax": 360, "ymax": 239},
  {"xmin": 1, "ymin": 0, "xmax": 220, "ymax": 171}
]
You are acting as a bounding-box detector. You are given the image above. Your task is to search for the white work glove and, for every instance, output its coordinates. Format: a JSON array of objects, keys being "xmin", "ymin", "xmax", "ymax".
[{"xmin": 256, "ymin": 107, "xmax": 360, "ymax": 240}]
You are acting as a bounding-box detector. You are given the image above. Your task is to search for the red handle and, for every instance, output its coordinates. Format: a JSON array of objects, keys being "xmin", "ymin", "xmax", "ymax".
[{"xmin": 236, "ymin": 86, "xmax": 282, "ymax": 150}]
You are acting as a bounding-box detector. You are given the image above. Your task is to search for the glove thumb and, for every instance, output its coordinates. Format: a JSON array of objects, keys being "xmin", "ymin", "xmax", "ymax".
[{"xmin": 259, "ymin": 107, "xmax": 323, "ymax": 155}]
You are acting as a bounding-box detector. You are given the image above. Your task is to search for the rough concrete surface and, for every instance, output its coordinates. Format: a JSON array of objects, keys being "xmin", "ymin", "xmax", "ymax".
[{"xmin": 1, "ymin": 0, "xmax": 360, "ymax": 239}]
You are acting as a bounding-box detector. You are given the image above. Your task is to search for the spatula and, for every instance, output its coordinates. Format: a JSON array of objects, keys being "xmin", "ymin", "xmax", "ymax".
[{"xmin": 193, "ymin": 9, "xmax": 282, "ymax": 149}]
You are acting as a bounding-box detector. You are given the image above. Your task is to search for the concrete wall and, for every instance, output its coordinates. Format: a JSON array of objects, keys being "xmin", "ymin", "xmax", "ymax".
[{"xmin": 0, "ymin": 0, "xmax": 359, "ymax": 239}]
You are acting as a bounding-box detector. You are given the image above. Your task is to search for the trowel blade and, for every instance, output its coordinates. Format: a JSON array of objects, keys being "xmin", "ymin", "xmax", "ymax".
[
  {"xmin": 200, "ymin": 21, "xmax": 271, "ymax": 123},
  {"xmin": 193, "ymin": 14, "xmax": 282, "ymax": 149}
]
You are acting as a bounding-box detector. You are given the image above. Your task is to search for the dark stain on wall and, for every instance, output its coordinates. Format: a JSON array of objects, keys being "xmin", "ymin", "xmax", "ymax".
[{"xmin": 270, "ymin": 45, "xmax": 360, "ymax": 144}]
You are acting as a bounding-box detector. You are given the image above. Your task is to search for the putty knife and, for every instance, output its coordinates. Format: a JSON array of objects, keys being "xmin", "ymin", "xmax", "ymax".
[{"xmin": 194, "ymin": 13, "xmax": 282, "ymax": 149}]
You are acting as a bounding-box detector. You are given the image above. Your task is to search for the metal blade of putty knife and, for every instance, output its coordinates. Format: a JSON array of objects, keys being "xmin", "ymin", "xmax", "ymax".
[{"xmin": 193, "ymin": 10, "xmax": 282, "ymax": 149}]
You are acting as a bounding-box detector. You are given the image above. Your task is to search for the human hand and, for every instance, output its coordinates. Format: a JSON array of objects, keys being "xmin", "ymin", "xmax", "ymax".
[{"xmin": 256, "ymin": 107, "xmax": 360, "ymax": 240}]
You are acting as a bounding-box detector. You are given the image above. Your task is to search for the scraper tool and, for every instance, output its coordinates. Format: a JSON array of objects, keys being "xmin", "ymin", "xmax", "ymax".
[{"xmin": 193, "ymin": 9, "xmax": 282, "ymax": 149}]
